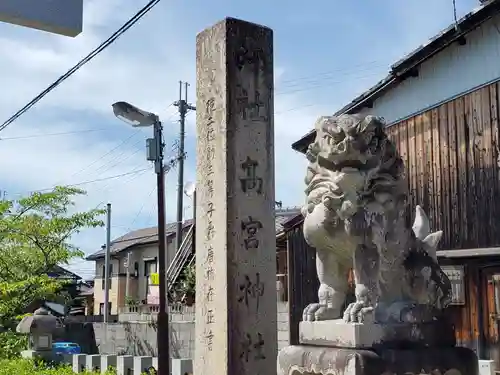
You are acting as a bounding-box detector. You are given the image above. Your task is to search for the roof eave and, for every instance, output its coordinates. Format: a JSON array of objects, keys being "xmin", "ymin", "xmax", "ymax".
[{"xmin": 291, "ymin": 0, "xmax": 500, "ymax": 154}]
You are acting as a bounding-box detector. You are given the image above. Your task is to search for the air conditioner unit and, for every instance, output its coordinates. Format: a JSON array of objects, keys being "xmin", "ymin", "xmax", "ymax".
[{"xmin": 478, "ymin": 360, "xmax": 495, "ymax": 375}]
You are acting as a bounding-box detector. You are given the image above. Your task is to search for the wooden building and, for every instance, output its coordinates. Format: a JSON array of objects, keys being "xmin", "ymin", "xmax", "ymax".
[{"xmin": 287, "ymin": 0, "xmax": 500, "ymax": 367}]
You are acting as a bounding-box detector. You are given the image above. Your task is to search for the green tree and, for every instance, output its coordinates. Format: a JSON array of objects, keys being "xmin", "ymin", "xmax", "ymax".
[
  {"xmin": 172, "ymin": 263, "xmax": 196, "ymax": 305},
  {"xmin": 0, "ymin": 186, "xmax": 105, "ymax": 328}
]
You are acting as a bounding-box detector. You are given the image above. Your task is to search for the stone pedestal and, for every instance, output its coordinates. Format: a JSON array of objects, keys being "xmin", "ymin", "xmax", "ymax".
[
  {"xmin": 86, "ymin": 354, "xmax": 101, "ymax": 372},
  {"xmin": 299, "ymin": 319, "xmax": 456, "ymax": 349},
  {"xmin": 133, "ymin": 356, "xmax": 153, "ymax": 375},
  {"xmin": 100, "ymin": 355, "xmax": 117, "ymax": 373},
  {"xmin": 278, "ymin": 321, "xmax": 478, "ymax": 375},
  {"xmin": 72, "ymin": 354, "xmax": 86, "ymax": 373},
  {"xmin": 21, "ymin": 349, "xmax": 54, "ymax": 361},
  {"xmin": 116, "ymin": 355, "xmax": 134, "ymax": 375}
]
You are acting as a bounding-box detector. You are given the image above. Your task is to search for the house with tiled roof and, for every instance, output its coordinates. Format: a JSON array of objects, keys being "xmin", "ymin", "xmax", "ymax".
[{"xmin": 86, "ymin": 207, "xmax": 300, "ymax": 315}]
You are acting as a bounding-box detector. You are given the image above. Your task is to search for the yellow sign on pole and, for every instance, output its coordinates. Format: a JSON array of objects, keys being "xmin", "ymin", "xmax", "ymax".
[{"xmin": 150, "ymin": 273, "xmax": 159, "ymax": 286}]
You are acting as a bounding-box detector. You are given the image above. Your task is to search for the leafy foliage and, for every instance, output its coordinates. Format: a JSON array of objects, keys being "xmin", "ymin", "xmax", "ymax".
[
  {"xmin": 0, "ymin": 359, "xmax": 116, "ymax": 375},
  {"xmin": 0, "ymin": 331, "xmax": 27, "ymax": 359},
  {"xmin": 0, "ymin": 187, "xmax": 105, "ymax": 328},
  {"xmin": 172, "ymin": 263, "xmax": 196, "ymax": 304}
]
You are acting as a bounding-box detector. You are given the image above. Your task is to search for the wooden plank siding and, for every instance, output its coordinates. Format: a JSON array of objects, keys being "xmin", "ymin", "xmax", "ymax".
[
  {"xmin": 285, "ymin": 82, "xmax": 500, "ymax": 355},
  {"xmin": 387, "ymin": 82, "xmax": 500, "ymax": 250}
]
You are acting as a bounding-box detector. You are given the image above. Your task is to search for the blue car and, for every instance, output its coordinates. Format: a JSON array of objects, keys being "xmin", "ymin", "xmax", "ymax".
[{"xmin": 52, "ymin": 342, "xmax": 81, "ymax": 355}]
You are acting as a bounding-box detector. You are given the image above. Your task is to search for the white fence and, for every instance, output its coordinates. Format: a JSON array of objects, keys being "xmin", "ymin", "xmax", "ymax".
[
  {"xmin": 63, "ymin": 354, "xmax": 192, "ymax": 375},
  {"xmin": 117, "ymin": 305, "xmax": 195, "ymax": 323}
]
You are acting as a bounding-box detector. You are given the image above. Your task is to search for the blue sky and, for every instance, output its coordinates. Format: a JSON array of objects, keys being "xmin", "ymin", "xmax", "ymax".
[{"xmin": 0, "ymin": 0, "xmax": 480, "ymax": 278}]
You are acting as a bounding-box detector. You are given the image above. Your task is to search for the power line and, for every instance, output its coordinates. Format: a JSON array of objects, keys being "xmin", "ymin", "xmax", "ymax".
[
  {"xmin": 30, "ymin": 167, "xmax": 150, "ymax": 193},
  {"xmin": 277, "ymin": 62, "xmax": 387, "ymax": 87},
  {"xmin": 0, "ymin": 0, "xmax": 164, "ymax": 133},
  {"xmin": 63, "ymin": 105, "xmax": 176, "ymax": 183},
  {"xmin": 96, "ymin": 167, "xmax": 150, "ymax": 194},
  {"xmin": 60, "ymin": 131, "xmax": 142, "ymax": 184},
  {"xmin": 92, "ymin": 138, "xmax": 144, "ymax": 175},
  {"xmin": 128, "ymin": 185, "xmax": 156, "ymax": 231},
  {"xmin": 0, "ymin": 128, "xmax": 106, "ymax": 140}
]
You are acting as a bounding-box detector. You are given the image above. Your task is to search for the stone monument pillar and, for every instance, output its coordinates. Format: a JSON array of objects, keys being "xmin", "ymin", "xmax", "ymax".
[
  {"xmin": 195, "ymin": 18, "xmax": 277, "ymax": 375},
  {"xmin": 278, "ymin": 114, "xmax": 478, "ymax": 375}
]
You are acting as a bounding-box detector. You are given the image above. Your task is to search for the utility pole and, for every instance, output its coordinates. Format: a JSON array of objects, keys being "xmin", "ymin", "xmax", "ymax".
[
  {"xmin": 173, "ymin": 81, "xmax": 196, "ymax": 252},
  {"xmin": 153, "ymin": 119, "xmax": 169, "ymax": 375},
  {"xmin": 103, "ymin": 203, "xmax": 111, "ymax": 323},
  {"xmin": 110, "ymin": 101, "xmax": 169, "ymax": 375}
]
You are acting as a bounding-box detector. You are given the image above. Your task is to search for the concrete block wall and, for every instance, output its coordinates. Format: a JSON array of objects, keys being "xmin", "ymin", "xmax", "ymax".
[
  {"xmin": 93, "ymin": 320, "xmax": 194, "ymax": 358},
  {"xmin": 277, "ymin": 301, "xmax": 290, "ymax": 349},
  {"xmin": 92, "ymin": 302, "xmax": 290, "ymax": 359}
]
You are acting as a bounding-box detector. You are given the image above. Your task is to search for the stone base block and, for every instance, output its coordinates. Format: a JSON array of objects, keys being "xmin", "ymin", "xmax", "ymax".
[
  {"xmin": 73, "ymin": 354, "xmax": 87, "ymax": 373},
  {"xmin": 100, "ymin": 355, "xmax": 117, "ymax": 373},
  {"xmin": 21, "ymin": 349, "xmax": 57, "ymax": 362},
  {"xmin": 172, "ymin": 358, "xmax": 193, "ymax": 375},
  {"xmin": 299, "ymin": 319, "xmax": 455, "ymax": 349},
  {"xmin": 116, "ymin": 355, "xmax": 134, "ymax": 375},
  {"xmin": 278, "ymin": 345, "xmax": 478, "ymax": 375},
  {"xmin": 133, "ymin": 356, "xmax": 153, "ymax": 375}
]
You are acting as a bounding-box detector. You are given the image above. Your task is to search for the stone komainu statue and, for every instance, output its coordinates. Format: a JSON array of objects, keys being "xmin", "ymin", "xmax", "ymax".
[{"xmin": 302, "ymin": 114, "xmax": 451, "ymax": 324}]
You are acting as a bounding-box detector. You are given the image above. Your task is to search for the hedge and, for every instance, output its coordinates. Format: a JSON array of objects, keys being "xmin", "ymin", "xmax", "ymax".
[{"xmin": 0, "ymin": 359, "xmax": 116, "ymax": 375}]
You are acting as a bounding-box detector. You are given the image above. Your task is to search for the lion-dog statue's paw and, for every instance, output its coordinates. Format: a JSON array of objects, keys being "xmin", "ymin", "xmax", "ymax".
[
  {"xmin": 302, "ymin": 303, "xmax": 342, "ymax": 321},
  {"xmin": 343, "ymin": 301, "xmax": 375, "ymax": 323}
]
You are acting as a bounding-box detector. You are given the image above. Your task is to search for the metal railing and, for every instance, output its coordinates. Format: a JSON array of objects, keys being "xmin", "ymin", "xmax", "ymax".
[
  {"xmin": 118, "ymin": 304, "xmax": 194, "ymax": 315},
  {"xmin": 166, "ymin": 225, "xmax": 194, "ymax": 292}
]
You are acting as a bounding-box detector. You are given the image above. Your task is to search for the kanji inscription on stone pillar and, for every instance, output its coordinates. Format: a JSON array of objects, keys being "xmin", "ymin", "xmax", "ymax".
[{"xmin": 194, "ymin": 17, "xmax": 277, "ymax": 375}]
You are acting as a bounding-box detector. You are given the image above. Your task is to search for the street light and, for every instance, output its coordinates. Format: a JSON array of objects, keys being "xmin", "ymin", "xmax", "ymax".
[
  {"xmin": 112, "ymin": 101, "xmax": 159, "ymax": 127},
  {"xmin": 111, "ymin": 101, "xmax": 169, "ymax": 375}
]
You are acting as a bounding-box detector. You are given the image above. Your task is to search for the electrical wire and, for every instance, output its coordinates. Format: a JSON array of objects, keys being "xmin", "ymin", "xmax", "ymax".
[
  {"xmin": 127, "ymin": 185, "xmax": 156, "ymax": 231},
  {"xmin": 0, "ymin": 40, "xmax": 386, "ymax": 136},
  {"xmin": 96, "ymin": 167, "xmax": 150, "ymax": 194},
  {"xmin": 0, "ymin": 0, "xmax": 164, "ymax": 133},
  {"xmin": 49, "ymin": 130, "xmax": 142, "ymax": 188},
  {"xmin": 30, "ymin": 167, "xmax": 150, "ymax": 193},
  {"xmin": 92, "ymin": 138, "xmax": 144, "ymax": 175},
  {"xmin": 0, "ymin": 128, "xmax": 106, "ymax": 140}
]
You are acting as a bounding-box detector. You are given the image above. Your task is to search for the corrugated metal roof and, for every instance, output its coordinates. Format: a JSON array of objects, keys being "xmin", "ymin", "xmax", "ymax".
[{"xmin": 86, "ymin": 209, "xmax": 301, "ymax": 261}]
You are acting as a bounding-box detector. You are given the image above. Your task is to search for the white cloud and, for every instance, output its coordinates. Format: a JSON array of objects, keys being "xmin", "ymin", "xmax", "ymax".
[{"xmin": 0, "ymin": 0, "xmax": 479, "ymax": 279}]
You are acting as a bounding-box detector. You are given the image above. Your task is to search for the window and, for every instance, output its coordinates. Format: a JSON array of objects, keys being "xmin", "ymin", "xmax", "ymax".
[
  {"xmin": 101, "ymin": 263, "xmax": 113, "ymax": 290},
  {"xmin": 109, "ymin": 263, "xmax": 113, "ymax": 289},
  {"xmin": 99, "ymin": 302, "xmax": 112, "ymax": 315},
  {"xmin": 276, "ymin": 248, "xmax": 288, "ymax": 302},
  {"xmin": 134, "ymin": 262, "xmax": 139, "ymax": 278},
  {"xmin": 101, "ymin": 266, "xmax": 105, "ymax": 290}
]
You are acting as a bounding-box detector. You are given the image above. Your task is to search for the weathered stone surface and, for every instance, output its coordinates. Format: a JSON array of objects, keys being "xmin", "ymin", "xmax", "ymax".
[
  {"xmin": 194, "ymin": 17, "xmax": 276, "ymax": 375},
  {"xmin": 301, "ymin": 114, "xmax": 452, "ymax": 324},
  {"xmin": 277, "ymin": 345, "xmax": 478, "ymax": 375},
  {"xmin": 277, "ymin": 345, "xmax": 383, "ymax": 375},
  {"xmin": 299, "ymin": 320, "xmax": 455, "ymax": 349}
]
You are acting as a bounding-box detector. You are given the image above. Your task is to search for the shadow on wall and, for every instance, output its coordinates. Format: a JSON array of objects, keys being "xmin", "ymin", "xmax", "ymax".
[
  {"xmin": 54, "ymin": 321, "xmax": 99, "ymax": 355},
  {"xmin": 92, "ymin": 321, "xmax": 195, "ymax": 358}
]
